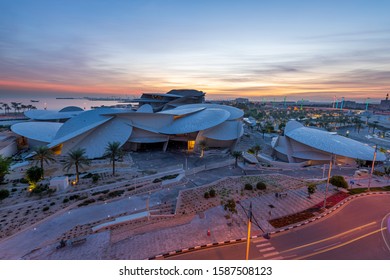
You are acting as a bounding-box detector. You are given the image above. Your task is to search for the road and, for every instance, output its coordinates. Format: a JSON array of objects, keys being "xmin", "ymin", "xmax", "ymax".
[{"xmin": 169, "ymin": 194, "xmax": 390, "ymax": 260}]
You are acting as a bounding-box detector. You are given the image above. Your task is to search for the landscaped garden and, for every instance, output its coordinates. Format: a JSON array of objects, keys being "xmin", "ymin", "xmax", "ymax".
[
  {"xmin": 269, "ymin": 191, "xmax": 351, "ymax": 228},
  {"xmin": 176, "ymin": 174, "xmax": 307, "ymax": 216}
]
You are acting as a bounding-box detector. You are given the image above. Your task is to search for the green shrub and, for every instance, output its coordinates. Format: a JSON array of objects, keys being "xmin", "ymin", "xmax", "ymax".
[
  {"xmin": 69, "ymin": 194, "xmax": 80, "ymax": 200},
  {"xmin": 107, "ymin": 190, "xmax": 124, "ymax": 198},
  {"xmin": 92, "ymin": 174, "xmax": 100, "ymax": 183},
  {"xmin": 244, "ymin": 183, "xmax": 253, "ymax": 190},
  {"xmin": 42, "ymin": 206, "xmax": 49, "ymax": 212},
  {"xmin": 78, "ymin": 198, "xmax": 96, "ymax": 207},
  {"xmin": 92, "ymin": 189, "xmax": 110, "ymax": 196},
  {"xmin": 204, "ymin": 191, "xmax": 210, "ymax": 199},
  {"xmin": 50, "ymin": 202, "xmax": 55, "ymax": 206},
  {"xmin": 31, "ymin": 184, "xmax": 49, "ymax": 194},
  {"xmin": 63, "ymin": 198, "xmax": 69, "ymax": 203},
  {"xmin": 82, "ymin": 173, "xmax": 93, "ymax": 178},
  {"xmin": 0, "ymin": 189, "xmax": 10, "ymax": 201},
  {"xmin": 330, "ymin": 175, "xmax": 348, "ymax": 189},
  {"xmin": 307, "ymin": 183, "xmax": 316, "ymax": 197},
  {"xmin": 20, "ymin": 178, "xmax": 29, "ymax": 184},
  {"xmin": 11, "ymin": 188, "xmax": 17, "ymax": 192},
  {"xmin": 256, "ymin": 181, "xmax": 267, "ymax": 190},
  {"xmin": 209, "ymin": 188, "xmax": 216, "ymax": 197},
  {"xmin": 161, "ymin": 174, "xmax": 179, "ymax": 180}
]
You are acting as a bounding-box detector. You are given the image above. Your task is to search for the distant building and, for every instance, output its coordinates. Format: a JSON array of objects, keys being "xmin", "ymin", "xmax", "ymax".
[
  {"xmin": 132, "ymin": 89, "xmax": 205, "ymax": 112},
  {"xmin": 342, "ymin": 101, "xmax": 366, "ymax": 110},
  {"xmin": 272, "ymin": 120, "xmax": 386, "ymax": 165},
  {"xmin": 379, "ymin": 98, "xmax": 390, "ymax": 111},
  {"xmin": 235, "ymin": 98, "xmax": 249, "ymax": 104}
]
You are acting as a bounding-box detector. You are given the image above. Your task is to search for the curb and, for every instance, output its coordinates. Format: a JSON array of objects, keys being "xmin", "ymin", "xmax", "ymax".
[{"xmin": 147, "ymin": 191, "xmax": 390, "ymax": 260}]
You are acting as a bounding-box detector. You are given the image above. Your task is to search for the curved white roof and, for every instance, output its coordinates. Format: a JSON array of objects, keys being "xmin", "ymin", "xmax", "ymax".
[
  {"xmin": 24, "ymin": 109, "xmax": 83, "ymax": 120},
  {"xmin": 175, "ymin": 104, "xmax": 244, "ymax": 120},
  {"xmin": 59, "ymin": 106, "xmax": 83, "ymax": 112},
  {"xmin": 11, "ymin": 122, "xmax": 62, "ymax": 143},
  {"xmin": 285, "ymin": 121, "xmax": 386, "ymax": 161},
  {"xmin": 53, "ymin": 108, "xmax": 123, "ymax": 140},
  {"xmin": 58, "ymin": 117, "xmax": 132, "ymax": 158},
  {"xmin": 202, "ymin": 121, "xmax": 244, "ymax": 140},
  {"xmin": 137, "ymin": 104, "xmax": 153, "ymax": 113},
  {"xmin": 158, "ymin": 106, "xmax": 206, "ymax": 116},
  {"xmin": 12, "ymin": 101, "xmax": 243, "ymax": 158},
  {"xmin": 159, "ymin": 108, "xmax": 230, "ymax": 134}
]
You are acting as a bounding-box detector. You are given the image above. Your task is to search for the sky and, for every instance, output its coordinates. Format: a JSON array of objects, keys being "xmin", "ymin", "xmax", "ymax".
[{"xmin": 1, "ymin": 0, "xmax": 390, "ymax": 102}]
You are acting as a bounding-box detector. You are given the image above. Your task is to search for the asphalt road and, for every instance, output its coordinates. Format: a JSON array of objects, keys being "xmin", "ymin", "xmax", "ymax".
[{"xmin": 169, "ymin": 194, "xmax": 390, "ymax": 260}]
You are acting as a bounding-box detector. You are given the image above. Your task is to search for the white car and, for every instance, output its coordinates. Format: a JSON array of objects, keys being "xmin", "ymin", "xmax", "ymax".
[{"xmin": 354, "ymin": 169, "xmax": 369, "ymax": 177}]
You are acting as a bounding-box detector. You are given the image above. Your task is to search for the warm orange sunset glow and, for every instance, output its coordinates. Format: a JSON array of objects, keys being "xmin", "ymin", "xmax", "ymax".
[{"xmin": 1, "ymin": 1, "xmax": 389, "ymax": 102}]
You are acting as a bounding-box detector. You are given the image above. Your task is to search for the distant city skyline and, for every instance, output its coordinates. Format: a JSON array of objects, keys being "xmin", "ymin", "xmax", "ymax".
[{"xmin": 1, "ymin": 0, "xmax": 390, "ymax": 102}]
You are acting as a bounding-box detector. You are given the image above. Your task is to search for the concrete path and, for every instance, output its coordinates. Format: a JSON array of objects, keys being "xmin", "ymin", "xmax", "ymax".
[
  {"xmin": 0, "ymin": 195, "xmax": 151, "ymax": 259},
  {"xmin": 1, "ymin": 170, "xmax": 388, "ymax": 260}
]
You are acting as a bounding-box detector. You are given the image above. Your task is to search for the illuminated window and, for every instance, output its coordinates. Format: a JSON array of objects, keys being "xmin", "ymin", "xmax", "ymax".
[
  {"xmin": 187, "ymin": 141, "xmax": 195, "ymax": 151},
  {"xmin": 52, "ymin": 144, "xmax": 63, "ymax": 155}
]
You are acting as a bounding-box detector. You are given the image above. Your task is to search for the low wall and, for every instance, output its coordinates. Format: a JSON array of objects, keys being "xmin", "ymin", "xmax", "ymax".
[
  {"xmin": 257, "ymin": 154, "xmax": 310, "ymax": 168},
  {"xmin": 185, "ymin": 159, "xmax": 235, "ymax": 176}
]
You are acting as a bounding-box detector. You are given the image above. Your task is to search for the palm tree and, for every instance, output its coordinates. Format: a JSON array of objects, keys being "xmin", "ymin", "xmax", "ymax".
[
  {"xmin": 198, "ymin": 140, "xmax": 207, "ymax": 158},
  {"xmin": 5, "ymin": 104, "xmax": 11, "ymax": 115},
  {"xmin": 2, "ymin": 103, "xmax": 10, "ymax": 115},
  {"xmin": 0, "ymin": 155, "xmax": 12, "ymax": 183},
  {"xmin": 355, "ymin": 118, "xmax": 363, "ymax": 134},
  {"xmin": 256, "ymin": 121, "xmax": 262, "ymax": 131},
  {"xmin": 32, "ymin": 146, "xmax": 56, "ymax": 179},
  {"xmin": 366, "ymin": 115, "xmax": 371, "ymax": 125},
  {"xmin": 104, "ymin": 141, "xmax": 123, "ymax": 176},
  {"xmin": 10, "ymin": 102, "xmax": 21, "ymax": 114},
  {"xmin": 232, "ymin": 151, "xmax": 242, "ymax": 167},
  {"xmin": 355, "ymin": 158, "xmax": 366, "ymax": 168},
  {"xmin": 372, "ymin": 121, "xmax": 379, "ymax": 134},
  {"xmin": 260, "ymin": 126, "xmax": 267, "ymax": 139},
  {"xmin": 63, "ymin": 148, "xmax": 90, "ymax": 184},
  {"xmin": 252, "ymin": 144, "xmax": 261, "ymax": 158}
]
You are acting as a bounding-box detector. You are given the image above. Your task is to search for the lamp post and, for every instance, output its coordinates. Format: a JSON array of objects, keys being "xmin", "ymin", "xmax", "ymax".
[
  {"xmin": 368, "ymin": 145, "xmax": 378, "ymax": 192},
  {"xmin": 237, "ymin": 201, "xmax": 270, "ymax": 260},
  {"xmin": 245, "ymin": 202, "xmax": 252, "ymax": 260},
  {"xmin": 323, "ymin": 154, "xmax": 333, "ymax": 209},
  {"xmin": 322, "ymin": 163, "xmax": 326, "ymax": 179}
]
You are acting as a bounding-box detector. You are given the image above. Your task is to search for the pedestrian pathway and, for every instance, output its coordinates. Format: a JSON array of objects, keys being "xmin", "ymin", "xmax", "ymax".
[
  {"xmin": 4, "ymin": 170, "xmax": 386, "ymax": 260},
  {"xmin": 15, "ymin": 182, "xmax": 338, "ymax": 260}
]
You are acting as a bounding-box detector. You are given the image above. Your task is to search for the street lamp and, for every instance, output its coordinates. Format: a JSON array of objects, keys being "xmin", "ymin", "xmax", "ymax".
[
  {"xmin": 237, "ymin": 201, "xmax": 270, "ymax": 260},
  {"xmin": 367, "ymin": 145, "xmax": 378, "ymax": 192},
  {"xmin": 346, "ymin": 130, "xmax": 349, "ymax": 137},
  {"xmin": 323, "ymin": 154, "xmax": 334, "ymax": 209},
  {"xmin": 245, "ymin": 202, "xmax": 252, "ymax": 261}
]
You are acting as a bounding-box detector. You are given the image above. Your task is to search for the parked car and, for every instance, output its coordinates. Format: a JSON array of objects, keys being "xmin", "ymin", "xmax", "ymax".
[{"xmin": 354, "ymin": 169, "xmax": 369, "ymax": 177}]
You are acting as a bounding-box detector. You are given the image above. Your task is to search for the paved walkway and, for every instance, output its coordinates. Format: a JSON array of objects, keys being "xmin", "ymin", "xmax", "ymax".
[
  {"xmin": 1, "ymin": 171, "xmax": 388, "ymax": 260},
  {"xmin": 12, "ymin": 184, "xmax": 335, "ymax": 260}
]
